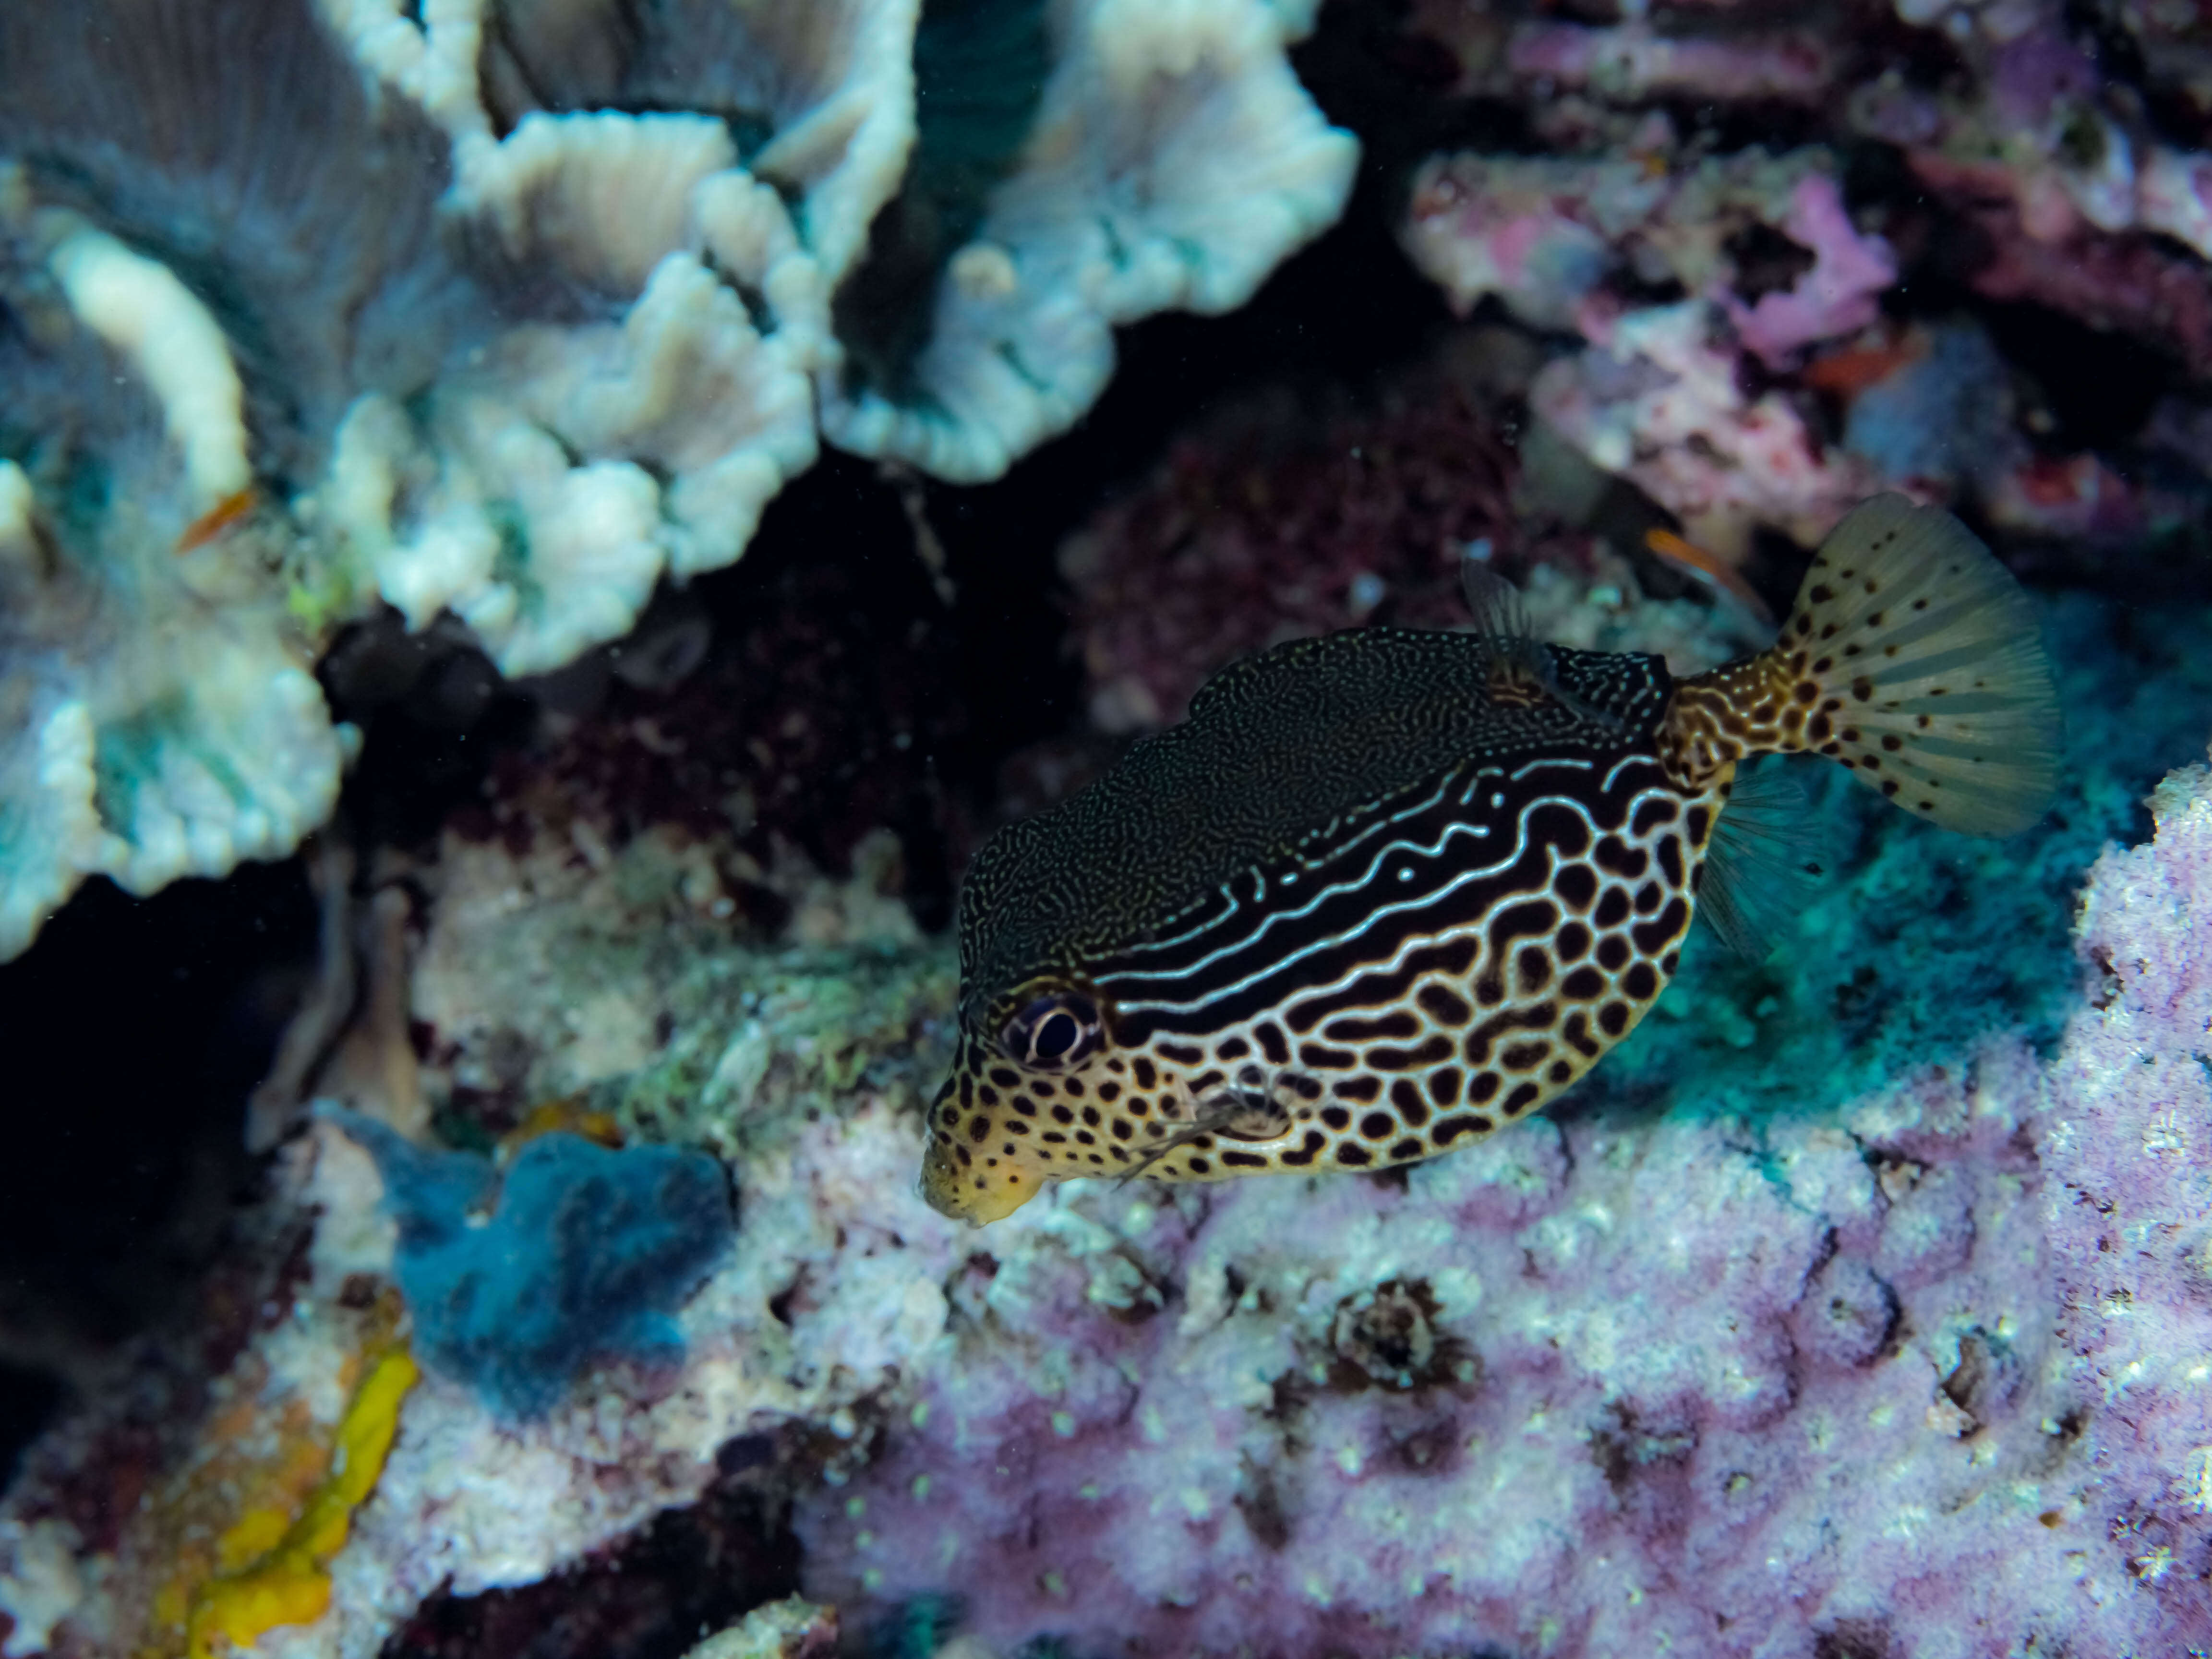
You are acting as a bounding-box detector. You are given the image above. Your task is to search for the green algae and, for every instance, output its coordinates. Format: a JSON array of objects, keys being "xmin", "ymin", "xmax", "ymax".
[
  {"xmin": 602, "ymin": 939, "xmax": 956, "ymax": 1160},
  {"xmin": 417, "ymin": 827, "xmax": 955, "ymax": 1162}
]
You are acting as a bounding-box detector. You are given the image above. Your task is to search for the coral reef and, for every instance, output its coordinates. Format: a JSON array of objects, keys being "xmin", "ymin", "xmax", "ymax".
[
  {"xmin": 406, "ymin": 821, "xmax": 948, "ymax": 1152},
  {"xmin": 1398, "ymin": 0, "xmax": 2212, "ymax": 561},
  {"xmin": 0, "ymin": 1251, "xmax": 421, "ymax": 1659},
  {"xmin": 4, "ymin": 2, "xmax": 2212, "ymax": 1656},
  {"xmin": 1404, "ymin": 149, "xmax": 1895, "ymax": 364},
  {"xmin": 0, "ymin": 0, "xmax": 1353, "ymax": 958},
  {"xmin": 0, "ymin": 808, "xmax": 952, "ymax": 1654},
  {"xmin": 9, "ymin": 582, "xmax": 2200, "ymax": 1658},
  {"xmin": 342, "ymin": 0, "xmax": 1358, "ymax": 484},
  {"xmin": 778, "ymin": 601, "xmax": 2212, "ymax": 1659}
]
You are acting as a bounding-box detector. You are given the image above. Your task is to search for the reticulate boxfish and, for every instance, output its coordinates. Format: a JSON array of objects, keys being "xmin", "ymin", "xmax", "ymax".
[{"xmin": 921, "ymin": 496, "xmax": 2062, "ymax": 1223}]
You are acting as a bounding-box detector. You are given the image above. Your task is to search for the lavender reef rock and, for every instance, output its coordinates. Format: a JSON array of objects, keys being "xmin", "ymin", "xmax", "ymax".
[{"xmin": 794, "ymin": 754, "xmax": 2212, "ymax": 1656}]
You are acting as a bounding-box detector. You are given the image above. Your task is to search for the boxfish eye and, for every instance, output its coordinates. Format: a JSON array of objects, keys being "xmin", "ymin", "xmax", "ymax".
[{"xmin": 1002, "ymin": 990, "xmax": 1102, "ymax": 1070}]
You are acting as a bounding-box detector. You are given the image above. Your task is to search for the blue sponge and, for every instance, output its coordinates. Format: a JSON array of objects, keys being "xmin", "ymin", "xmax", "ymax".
[{"xmin": 324, "ymin": 1109, "xmax": 734, "ymax": 1418}]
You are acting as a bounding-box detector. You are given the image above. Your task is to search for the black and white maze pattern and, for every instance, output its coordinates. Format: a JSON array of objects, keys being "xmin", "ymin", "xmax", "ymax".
[{"xmin": 925, "ymin": 750, "xmax": 1729, "ymax": 1206}]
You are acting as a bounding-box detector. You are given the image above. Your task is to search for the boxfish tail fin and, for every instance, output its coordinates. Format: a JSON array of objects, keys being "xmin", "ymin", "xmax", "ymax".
[{"xmin": 1764, "ymin": 495, "xmax": 2063, "ymax": 837}]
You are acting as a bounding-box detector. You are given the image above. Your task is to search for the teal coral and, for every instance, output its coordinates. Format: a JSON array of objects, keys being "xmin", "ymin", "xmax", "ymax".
[
  {"xmin": 328, "ymin": 1109, "xmax": 733, "ymax": 1419},
  {"xmin": 1604, "ymin": 593, "xmax": 2211, "ymax": 1122}
]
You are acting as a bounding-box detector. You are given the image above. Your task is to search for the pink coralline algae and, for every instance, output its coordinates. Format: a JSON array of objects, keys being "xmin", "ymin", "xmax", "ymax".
[
  {"xmin": 1530, "ymin": 301, "xmax": 1879, "ymax": 555},
  {"xmin": 1405, "ymin": 151, "xmax": 1897, "ymax": 552},
  {"xmin": 1854, "ymin": 24, "xmax": 2212, "ymax": 374},
  {"xmin": 2052, "ymin": 758, "xmax": 2212, "ymax": 1591},
  {"xmin": 1402, "ymin": 155, "xmax": 1654, "ymax": 334},
  {"xmin": 1404, "ymin": 150, "xmax": 1894, "ymax": 360},
  {"xmin": 797, "ymin": 757, "xmax": 2212, "ymax": 1658},
  {"xmin": 1911, "ymin": 153, "xmax": 2212, "ymax": 379},
  {"xmin": 1880, "ymin": 41, "xmax": 2212, "ymax": 379},
  {"xmin": 1503, "ymin": 22, "xmax": 1835, "ymax": 107},
  {"xmin": 1399, "ymin": 0, "xmax": 2212, "ymax": 560},
  {"xmin": 1717, "ymin": 174, "xmax": 1897, "ymax": 370}
]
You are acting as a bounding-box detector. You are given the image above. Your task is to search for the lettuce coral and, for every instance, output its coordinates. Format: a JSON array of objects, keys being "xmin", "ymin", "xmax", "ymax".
[
  {"xmin": 0, "ymin": 0, "xmax": 449, "ymax": 962},
  {"xmin": 818, "ymin": 0, "xmax": 1359, "ymax": 481},
  {"xmin": 322, "ymin": 109, "xmax": 824, "ymax": 675},
  {"xmin": 331, "ymin": 0, "xmax": 1356, "ymax": 486},
  {"xmin": 0, "ymin": 0, "xmax": 1356, "ymax": 960}
]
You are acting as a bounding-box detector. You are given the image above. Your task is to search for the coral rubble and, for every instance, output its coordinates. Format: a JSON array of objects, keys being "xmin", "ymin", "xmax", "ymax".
[{"xmin": 0, "ymin": 0, "xmax": 445, "ymax": 960}]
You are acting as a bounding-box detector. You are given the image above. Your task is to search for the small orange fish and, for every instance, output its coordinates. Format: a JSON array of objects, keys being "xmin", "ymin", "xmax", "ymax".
[
  {"xmin": 176, "ymin": 486, "xmax": 258, "ymax": 553},
  {"xmin": 1643, "ymin": 526, "xmax": 1777, "ymax": 629},
  {"xmin": 1801, "ymin": 333, "xmax": 1926, "ymax": 399}
]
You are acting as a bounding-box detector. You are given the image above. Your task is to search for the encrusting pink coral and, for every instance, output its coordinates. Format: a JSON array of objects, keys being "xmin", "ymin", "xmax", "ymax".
[
  {"xmin": 1530, "ymin": 301, "xmax": 1879, "ymax": 558},
  {"xmin": 2048, "ymin": 755, "xmax": 2212, "ymax": 1581},
  {"xmin": 1404, "ymin": 150, "xmax": 1898, "ymax": 555},
  {"xmin": 1504, "ymin": 22, "xmax": 1835, "ymax": 106},
  {"xmin": 1399, "ymin": 0, "xmax": 2212, "ymax": 579},
  {"xmin": 1402, "ymin": 150, "xmax": 1893, "ymax": 359},
  {"xmin": 1715, "ymin": 174, "xmax": 1896, "ymax": 370}
]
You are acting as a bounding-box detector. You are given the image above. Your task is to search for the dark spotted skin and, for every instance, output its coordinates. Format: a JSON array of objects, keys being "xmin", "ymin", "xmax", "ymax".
[
  {"xmin": 924, "ymin": 749, "xmax": 1727, "ymax": 1219},
  {"xmin": 920, "ymin": 625, "xmax": 1736, "ymax": 1223},
  {"xmin": 1661, "ymin": 526, "xmax": 1970, "ymax": 817}
]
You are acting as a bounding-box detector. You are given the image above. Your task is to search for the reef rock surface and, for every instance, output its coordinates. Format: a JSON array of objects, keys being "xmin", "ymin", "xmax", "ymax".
[{"xmin": 790, "ymin": 746, "xmax": 2212, "ymax": 1657}]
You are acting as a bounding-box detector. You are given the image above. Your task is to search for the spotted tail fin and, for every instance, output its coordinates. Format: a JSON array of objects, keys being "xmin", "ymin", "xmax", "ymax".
[{"xmin": 1768, "ymin": 495, "xmax": 2062, "ymax": 836}]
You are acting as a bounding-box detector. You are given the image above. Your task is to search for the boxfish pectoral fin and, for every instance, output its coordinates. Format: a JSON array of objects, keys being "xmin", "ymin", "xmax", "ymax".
[{"xmin": 1697, "ymin": 756, "xmax": 1830, "ymax": 959}]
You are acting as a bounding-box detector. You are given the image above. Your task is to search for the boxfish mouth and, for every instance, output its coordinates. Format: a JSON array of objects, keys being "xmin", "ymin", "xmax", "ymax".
[{"xmin": 919, "ymin": 1103, "xmax": 1045, "ymax": 1224}]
